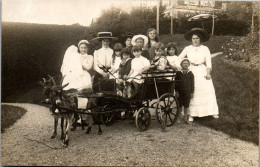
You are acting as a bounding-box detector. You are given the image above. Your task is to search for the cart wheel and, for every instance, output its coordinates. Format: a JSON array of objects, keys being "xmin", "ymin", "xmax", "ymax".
[
  {"xmin": 135, "ymin": 107, "xmax": 151, "ymax": 132},
  {"xmin": 156, "ymin": 93, "xmax": 180, "ymax": 130},
  {"xmin": 101, "ymin": 105, "xmax": 114, "ymax": 126}
]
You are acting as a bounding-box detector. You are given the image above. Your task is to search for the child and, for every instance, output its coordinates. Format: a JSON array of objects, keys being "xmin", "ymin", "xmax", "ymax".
[
  {"xmin": 151, "ymin": 42, "xmax": 168, "ymax": 71},
  {"xmin": 131, "ymin": 35, "xmax": 150, "ymax": 60},
  {"xmin": 110, "ymin": 43, "xmax": 123, "ymax": 79},
  {"xmin": 118, "ymin": 47, "xmax": 132, "ymax": 97},
  {"xmin": 166, "ymin": 42, "xmax": 180, "ymax": 70},
  {"xmin": 147, "ymin": 28, "xmax": 159, "ymax": 60},
  {"xmin": 175, "ymin": 59, "xmax": 194, "ymax": 123},
  {"xmin": 126, "ymin": 45, "xmax": 150, "ymax": 94}
]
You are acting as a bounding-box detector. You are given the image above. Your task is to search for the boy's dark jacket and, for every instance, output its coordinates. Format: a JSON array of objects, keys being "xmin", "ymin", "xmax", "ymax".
[{"xmin": 175, "ymin": 70, "xmax": 194, "ymax": 93}]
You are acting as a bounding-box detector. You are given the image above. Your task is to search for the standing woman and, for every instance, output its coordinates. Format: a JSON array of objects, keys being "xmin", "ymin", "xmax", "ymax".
[
  {"xmin": 147, "ymin": 28, "xmax": 159, "ymax": 60},
  {"xmin": 92, "ymin": 32, "xmax": 118, "ymax": 92},
  {"xmin": 122, "ymin": 32, "xmax": 135, "ymax": 49},
  {"xmin": 178, "ymin": 28, "xmax": 219, "ymax": 122}
]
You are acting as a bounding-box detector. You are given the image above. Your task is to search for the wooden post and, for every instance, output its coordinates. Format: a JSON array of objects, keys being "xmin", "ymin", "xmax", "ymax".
[
  {"xmin": 171, "ymin": 7, "xmax": 173, "ymax": 35},
  {"xmin": 211, "ymin": 10, "xmax": 215, "ymax": 35},
  {"xmin": 156, "ymin": 0, "xmax": 160, "ymax": 36}
]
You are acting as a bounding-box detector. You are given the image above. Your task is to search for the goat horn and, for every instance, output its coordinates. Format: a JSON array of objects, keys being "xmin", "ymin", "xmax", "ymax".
[
  {"xmin": 60, "ymin": 75, "xmax": 66, "ymax": 86},
  {"xmin": 50, "ymin": 77, "xmax": 57, "ymax": 87},
  {"xmin": 42, "ymin": 78, "xmax": 46, "ymax": 83}
]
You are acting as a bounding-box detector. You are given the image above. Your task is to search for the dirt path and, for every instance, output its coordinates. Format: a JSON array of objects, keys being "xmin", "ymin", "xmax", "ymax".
[{"xmin": 1, "ymin": 103, "xmax": 258, "ymax": 166}]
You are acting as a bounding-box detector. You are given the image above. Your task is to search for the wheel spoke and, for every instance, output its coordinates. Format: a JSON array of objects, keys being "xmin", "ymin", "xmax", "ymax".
[
  {"xmin": 168, "ymin": 113, "xmax": 173, "ymax": 123},
  {"xmin": 167, "ymin": 96, "xmax": 170, "ymax": 106}
]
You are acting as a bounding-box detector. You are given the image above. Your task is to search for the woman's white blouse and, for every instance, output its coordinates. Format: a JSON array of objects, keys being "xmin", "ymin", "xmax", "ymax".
[
  {"xmin": 178, "ymin": 45, "xmax": 212, "ymax": 68},
  {"xmin": 81, "ymin": 54, "xmax": 93, "ymax": 71}
]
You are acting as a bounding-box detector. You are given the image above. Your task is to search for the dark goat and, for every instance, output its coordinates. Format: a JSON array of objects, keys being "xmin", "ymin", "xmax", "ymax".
[{"xmin": 40, "ymin": 76, "xmax": 66, "ymax": 141}]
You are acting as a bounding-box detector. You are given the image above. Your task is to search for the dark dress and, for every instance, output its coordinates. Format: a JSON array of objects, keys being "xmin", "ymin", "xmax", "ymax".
[
  {"xmin": 175, "ymin": 70, "xmax": 194, "ymax": 108},
  {"xmin": 142, "ymin": 50, "xmax": 151, "ymax": 61},
  {"xmin": 119, "ymin": 59, "xmax": 132, "ymax": 78}
]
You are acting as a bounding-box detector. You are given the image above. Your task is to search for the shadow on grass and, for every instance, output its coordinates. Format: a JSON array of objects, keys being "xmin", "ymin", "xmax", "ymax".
[
  {"xmin": 1, "ymin": 105, "xmax": 27, "ymax": 132},
  {"xmin": 195, "ymin": 55, "xmax": 259, "ymax": 145}
]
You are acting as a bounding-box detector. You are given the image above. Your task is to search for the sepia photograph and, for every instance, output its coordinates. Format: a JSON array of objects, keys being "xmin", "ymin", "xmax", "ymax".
[{"xmin": 1, "ymin": 0, "xmax": 259, "ymax": 166}]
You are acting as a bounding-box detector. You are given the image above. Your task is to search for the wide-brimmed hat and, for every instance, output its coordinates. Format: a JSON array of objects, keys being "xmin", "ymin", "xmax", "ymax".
[
  {"xmin": 78, "ymin": 40, "xmax": 89, "ymax": 48},
  {"xmin": 122, "ymin": 32, "xmax": 135, "ymax": 42},
  {"xmin": 92, "ymin": 32, "xmax": 118, "ymax": 41},
  {"xmin": 184, "ymin": 28, "xmax": 210, "ymax": 42},
  {"xmin": 131, "ymin": 34, "xmax": 148, "ymax": 46}
]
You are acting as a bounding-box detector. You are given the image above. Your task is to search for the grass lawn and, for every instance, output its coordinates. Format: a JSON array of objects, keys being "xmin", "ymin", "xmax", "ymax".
[
  {"xmin": 195, "ymin": 54, "xmax": 259, "ymax": 145},
  {"xmin": 1, "ymin": 105, "xmax": 27, "ymax": 132}
]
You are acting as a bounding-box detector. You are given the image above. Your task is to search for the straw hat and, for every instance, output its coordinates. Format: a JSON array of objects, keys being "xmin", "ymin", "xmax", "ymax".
[
  {"xmin": 184, "ymin": 28, "xmax": 210, "ymax": 42},
  {"xmin": 131, "ymin": 34, "xmax": 148, "ymax": 46},
  {"xmin": 92, "ymin": 32, "xmax": 118, "ymax": 41}
]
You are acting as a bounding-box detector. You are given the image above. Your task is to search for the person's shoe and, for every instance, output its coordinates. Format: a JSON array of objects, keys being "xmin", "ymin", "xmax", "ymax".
[
  {"xmin": 188, "ymin": 116, "xmax": 194, "ymax": 122},
  {"xmin": 213, "ymin": 115, "xmax": 219, "ymax": 119}
]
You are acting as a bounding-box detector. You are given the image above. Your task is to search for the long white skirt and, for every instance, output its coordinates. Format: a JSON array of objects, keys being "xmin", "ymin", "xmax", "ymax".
[
  {"xmin": 188, "ymin": 64, "xmax": 219, "ymax": 117},
  {"xmin": 63, "ymin": 70, "xmax": 92, "ymax": 90}
]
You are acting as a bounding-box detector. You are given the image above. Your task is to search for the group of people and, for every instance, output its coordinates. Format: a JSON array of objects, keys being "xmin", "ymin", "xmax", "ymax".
[{"xmin": 60, "ymin": 28, "xmax": 219, "ymax": 123}]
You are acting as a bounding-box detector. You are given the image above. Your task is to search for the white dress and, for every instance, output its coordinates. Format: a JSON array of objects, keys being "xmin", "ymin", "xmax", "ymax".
[
  {"xmin": 179, "ymin": 45, "xmax": 219, "ymax": 117},
  {"xmin": 109, "ymin": 56, "xmax": 121, "ymax": 79},
  {"xmin": 60, "ymin": 45, "xmax": 92, "ymax": 90}
]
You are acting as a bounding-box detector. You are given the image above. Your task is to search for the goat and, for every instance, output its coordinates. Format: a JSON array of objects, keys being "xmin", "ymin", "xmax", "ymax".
[
  {"xmin": 40, "ymin": 76, "xmax": 66, "ymax": 140},
  {"xmin": 50, "ymin": 77, "xmax": 102, "ymax": 146}
]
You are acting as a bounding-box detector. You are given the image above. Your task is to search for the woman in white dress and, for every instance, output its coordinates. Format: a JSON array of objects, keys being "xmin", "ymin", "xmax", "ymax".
[
  {"xmin": 178, "ymin": 28, "xmax": 219, "ymax": 122},
  {"xmin": 60, "ymin": 40, "xmax": 93, "ymax": 90}
]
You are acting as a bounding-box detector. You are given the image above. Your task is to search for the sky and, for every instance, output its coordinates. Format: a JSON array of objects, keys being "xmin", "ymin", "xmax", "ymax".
[{"xmin": 2, "ymin": 0, "xmax": 157, "ymax": 26}]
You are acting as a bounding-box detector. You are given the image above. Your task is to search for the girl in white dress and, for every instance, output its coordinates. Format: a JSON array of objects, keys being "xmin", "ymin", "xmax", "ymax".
[
  {"xmin": 178, "ymin": 28, "xmax": 219, "ymax": 122},
  {"xmin": 110, "ymin": 43, "xmax": 123, "ymax": 79},
  {"xmin": 60, "ymin": 40, "xmax": 93, "ymax": 90},
  {"xmin": 166, "ymin": 42, "xmax": 181, "ymax": 70}
]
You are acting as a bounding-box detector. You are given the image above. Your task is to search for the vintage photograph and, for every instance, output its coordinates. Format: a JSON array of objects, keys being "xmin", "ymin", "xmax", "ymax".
[{"xmin": 1, "ymin": 0, "xmax": 259, "ymax": 166}]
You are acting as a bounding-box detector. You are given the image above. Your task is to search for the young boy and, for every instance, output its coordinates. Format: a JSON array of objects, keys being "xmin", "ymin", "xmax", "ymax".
[
  {"xmin": 131, "ymin": 35, "xmax": 150, "ymax": 60},
  {"xmin": 175, "ymin": 59, "xmax": 194, "ymax": 123},
  {"xmin": 126, "ymin": 45, "xmax": 150, "ymax": 95},
  {"xmin": 118, "ymin": 47, "xmax": 132, "ymax": 97}
]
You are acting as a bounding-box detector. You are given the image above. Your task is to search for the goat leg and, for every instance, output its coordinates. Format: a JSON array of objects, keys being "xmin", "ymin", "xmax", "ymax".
[
  {"xmin": 50, "ymin": 117, "xmax": 58, "ymax": 139},
  {"xmin": 60, "ymin": 117, "xmax": 65, "ymax": 140},
  {"xmin": 98, "ymin": 123, "xmax": 102, "ymax": 135}
]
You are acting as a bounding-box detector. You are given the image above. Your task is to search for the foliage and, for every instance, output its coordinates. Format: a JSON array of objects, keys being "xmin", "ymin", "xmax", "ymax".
[
  {"xmin": 221, "ymin": 31, "xmax": 259, "ymax": 67},
  {"xmin": 1, "ymin": 22, "xmax": 95, "ymax": 101},
  {"xmin": 1, "ymin": 105, "xmax": 27, "ymax": 132}
]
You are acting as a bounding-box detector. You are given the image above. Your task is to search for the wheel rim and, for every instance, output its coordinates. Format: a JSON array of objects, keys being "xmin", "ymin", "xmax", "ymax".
[
  {"xmin": 156, "ymin": 93, "xmax": 180, "ymax": 128},
  {"xmin": 135, "ymin": 107, "xmax": 151, "ymax": 132}
]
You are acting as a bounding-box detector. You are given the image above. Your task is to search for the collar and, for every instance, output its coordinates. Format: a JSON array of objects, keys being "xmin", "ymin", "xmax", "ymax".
[{"xmin": 180, "ymin": 69, "xmax": 190, "ymax": 73}]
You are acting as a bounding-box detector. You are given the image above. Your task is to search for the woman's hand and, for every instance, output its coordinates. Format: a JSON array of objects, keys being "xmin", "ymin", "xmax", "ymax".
[
  {"xmin": 205, "ymin": 74, "xmax": 211, "ymax": 80},
  {"xmin": 101, "ymin": 72, "xmax": 109, "ymax": 78}
]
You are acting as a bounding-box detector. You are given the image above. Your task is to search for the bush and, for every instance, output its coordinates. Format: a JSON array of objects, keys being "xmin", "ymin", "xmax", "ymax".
[
  {"xmin": 221, "ymin": 31, "xmax": 259, "ymax": 66},
  {"xmin": 1, "ymin": 105, "xmax": 27, "ymax": 132}
]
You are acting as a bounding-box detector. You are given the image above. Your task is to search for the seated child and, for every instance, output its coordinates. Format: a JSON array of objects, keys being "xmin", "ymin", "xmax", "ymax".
[
  {"xmin": 109, "ymin": 43, "xmax": 123, "ymax": 79},
  {"xmin": 131, "ymin": 35, "xmax": 150, "ymax": 60},
  {"xmin": 126, "ymin": 45, "xmax": 150, "ymax": 95},
  {"xmin": 166, "ymin": 42, "xmax": 180, "ymax": 70},
  {"xmin": 151, "ymin": 42, "xmax": 168, "ymax": 71},
  {"xmin": 175, "ymin": 59, "xmax": 194, "ymax": 123},
  {"xmin": 118, "ymin": 48, "xmax": 132, "ymax": 97}
]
